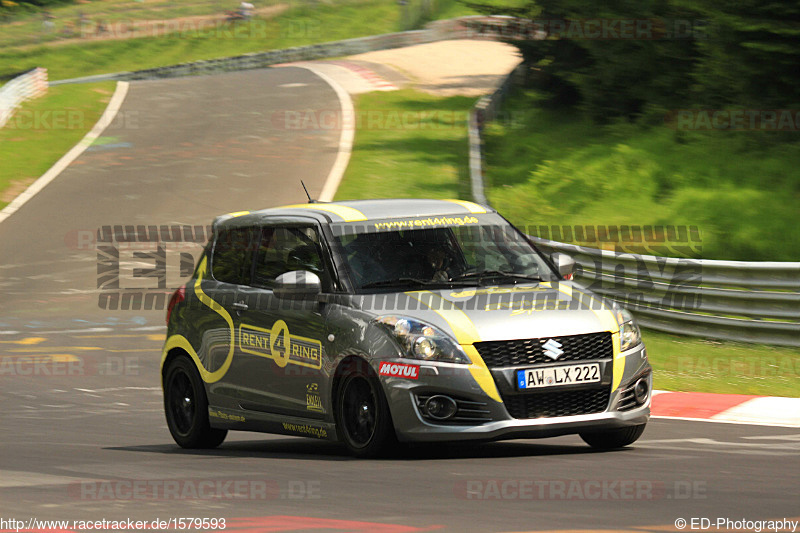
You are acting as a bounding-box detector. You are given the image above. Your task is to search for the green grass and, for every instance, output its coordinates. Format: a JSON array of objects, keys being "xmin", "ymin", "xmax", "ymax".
[
  {"xmin": 643, "ymin": 328, "xmax": 800, "ymax": 397},
  {"xmin": 0, "ymin": 0, "xmax": 477, "ymax": 81},
  {"xmin": 483, "ymin": 89, "xmax": 800, "ymax": 261},
  {"xmin": 0, "ymin": 81, "xmax": 114, "ymax": 210},
  {"xmin": 335, "ymin": 89, "xmax": 477, "ymax": 201},
  {"xmin": 0, "ymin": 0, "xmax": 263, "ymax": 50}
]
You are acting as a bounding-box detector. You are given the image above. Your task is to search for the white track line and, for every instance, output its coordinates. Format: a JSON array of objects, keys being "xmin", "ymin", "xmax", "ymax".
[
  {"xmin": 711, "ymin": 397, "xmax": 800, "ymax": 427},
  {"xmin": 651, "ymin": 415, "xmax": 800, "ymax": 428},
  {"xmin": 286, "ymin": 65, "xmax": 355, "ymax": 203},
  {"xmin": 0, "ymin": 81, "xmax": 130, "ymax": 225}
]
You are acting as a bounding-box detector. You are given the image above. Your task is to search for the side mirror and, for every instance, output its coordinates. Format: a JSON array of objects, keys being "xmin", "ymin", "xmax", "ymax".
[
  {"xmin": 274, "ymin": 270, "xmax": 322, "ymax": 300},
  {"xmin": 551, "ymin": 252, "xmax": 575, "ymax": 279}
]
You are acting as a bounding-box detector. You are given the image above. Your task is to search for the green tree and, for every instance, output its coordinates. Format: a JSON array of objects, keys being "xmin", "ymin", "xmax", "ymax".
[
  {"xmin": 467, "ymin": 0, "xmax": 799, "ymax": 118},
  {"xmin": 466, "ymin": 0, "xmax": 701, "ymax": 121},
  {"xmin": 684, "ymin": 0, "xmax": 800, "ymax": 108}
]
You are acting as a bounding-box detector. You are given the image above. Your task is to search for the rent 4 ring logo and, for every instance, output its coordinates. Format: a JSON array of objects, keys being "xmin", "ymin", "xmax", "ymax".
[{"xmin": 239, "ymin": 321, "xmax": 323, "ymax": 370}]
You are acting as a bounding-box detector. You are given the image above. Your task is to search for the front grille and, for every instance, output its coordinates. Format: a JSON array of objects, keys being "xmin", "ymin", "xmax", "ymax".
[
  {"xmin": 474, "ymin": 332, "xmax": 613, "ymax": 368},
  {"xmin": 502, "ymin": 387, "xmax": 611, "ymax": 419},
  {"xmin": 415, "ymin": 394, "xmax": 492, "ymax": 424}
]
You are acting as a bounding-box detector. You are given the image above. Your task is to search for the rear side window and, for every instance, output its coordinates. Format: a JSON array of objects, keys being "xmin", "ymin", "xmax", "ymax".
[{"xmin": 211, "ymin": 227, "xmax": 259, "ymax": 285}]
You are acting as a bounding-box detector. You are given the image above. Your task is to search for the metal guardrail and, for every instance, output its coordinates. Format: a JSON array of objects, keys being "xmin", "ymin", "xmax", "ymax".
[
  {"xmin": 50, "ymin": 16, "xmax": 522, "ymax": 85},
  {"xmin": 463, "ymin": 26, "xmax": 800, "ymax": 346},
  {"xmin": 469, "ymin": 62, "xmax": 524, "ymax": 206},
  {"xmin": 529, "ymin": 237, "xmax": 800, "ymax": 347},
  {"xmin": 0, "ymin": 67, "xmax": 48, "ymax": 128}
]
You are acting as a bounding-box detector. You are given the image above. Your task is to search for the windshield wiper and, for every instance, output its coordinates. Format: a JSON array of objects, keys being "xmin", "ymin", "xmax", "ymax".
[
  {"xmin": 361, "ymin": 277, "xmax": 439, "ymax": 289},
  {"xmin": 360, "ymin": 277, "xmax": 477, "ymax": 290},
  {"xmin": 450, "ymin": 270, "xmax": 544, "ymax": 284}
]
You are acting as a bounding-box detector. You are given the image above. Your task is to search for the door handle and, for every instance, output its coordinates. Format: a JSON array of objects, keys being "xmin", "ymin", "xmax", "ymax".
[{"xmin": 232, "ymin": 301, "xmax": 249, "ymax": 311}]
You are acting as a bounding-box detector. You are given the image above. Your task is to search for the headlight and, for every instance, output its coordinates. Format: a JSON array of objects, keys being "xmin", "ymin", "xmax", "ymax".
[
  {"xmin": 374, "ymin": 316, "xmax": 471, "ymax": 364},
  {"xmin": 611, "ymin": 302, "xmax": 642, "ymax": 352}
]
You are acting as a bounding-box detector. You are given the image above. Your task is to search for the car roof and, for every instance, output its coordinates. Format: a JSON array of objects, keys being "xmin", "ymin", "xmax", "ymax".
[{"xmin": 213, "ymin": 199, "xmax": 496, "ymax": 227}]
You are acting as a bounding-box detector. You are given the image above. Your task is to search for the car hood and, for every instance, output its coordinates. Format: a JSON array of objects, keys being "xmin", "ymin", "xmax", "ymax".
[{"xmin": 351, "ymin": 281, "xmax": 620, "ymax": 344}]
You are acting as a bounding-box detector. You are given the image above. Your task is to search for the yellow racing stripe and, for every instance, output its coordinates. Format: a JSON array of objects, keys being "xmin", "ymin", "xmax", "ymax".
[
  {"xmin": 161, "ymin": 257, "xmax": 235, "ymax": 383},
  {"xmin": 443, "ymin": 199, "xmax": 487, "ymax": 214},
  {"xmin": 280, "ymin": 203, "xmax": 367, "ymax": 222},
  {"xmin": 463, "ymin": 346, "xmax": 502, "ymax": 403},
  {"xmin": 405, "ymin": 291, "xmax": 501, "ymax": 403},
  {"xmin": 611, "ymin": 332, "xmax": 624, "ymax": 390}
]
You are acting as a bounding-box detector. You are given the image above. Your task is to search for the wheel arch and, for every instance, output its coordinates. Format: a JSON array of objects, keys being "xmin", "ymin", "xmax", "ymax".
[
  {"xmin": 162, "ymin": 347, "xmax": 193, "ymax": 386},
  {"xmin": 330, "ymin": 354, "xmax": 375, "ymax": 416}
]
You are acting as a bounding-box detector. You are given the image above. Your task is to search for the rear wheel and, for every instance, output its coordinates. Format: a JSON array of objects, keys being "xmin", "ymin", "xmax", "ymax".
[
  {"xmin": 335, "ymin": 368, "xmax": 396, "ymax": 458},
  {"xmin": 164, "ymin": 356, "xmax": 227, "ymax": 449},
  {"xmin": 580, "ymin": 424, "xmax": 646, "ymax": 449}
]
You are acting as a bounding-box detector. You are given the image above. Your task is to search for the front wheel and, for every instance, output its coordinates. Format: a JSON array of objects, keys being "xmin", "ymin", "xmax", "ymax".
[
  {"xmin": 164, "ymin": 356, "xmax": 227, "ymax": 449},
  {"xmin": 580, "ymin": 424, "xmax": 646, "ymax": 449},
  {"xmin": 335, "ymin": 368, "xmax": 397, "ymax": 458}
]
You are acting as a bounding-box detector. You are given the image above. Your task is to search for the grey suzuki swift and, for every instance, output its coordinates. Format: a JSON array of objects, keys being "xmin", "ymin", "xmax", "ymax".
[{"xmin": 162, "ymin": 199, "xmax": 651, "ymax": 457}]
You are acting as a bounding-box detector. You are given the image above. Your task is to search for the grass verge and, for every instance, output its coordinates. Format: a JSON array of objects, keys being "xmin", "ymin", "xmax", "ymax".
[
  {"xmin": 483, "ymin": 89, "xmax": 800, "ymax": 262},
  {"xmin": 0, "ymin": 0, "xmax": 476, "ymax": 81},
  {"xmin": 643, "ymin": 328, "xmax": 800, "ymax": 397},
  {"xmin": 335, "ymin": 89, "xmax": 476, "ymax": 201},
  {"xmin": 0, "ymin": 81, "xmax": 115, "ymax": 210},
  {"xmin": 0, "ymin": 0, "xmax": 263, "ymax": 50}
]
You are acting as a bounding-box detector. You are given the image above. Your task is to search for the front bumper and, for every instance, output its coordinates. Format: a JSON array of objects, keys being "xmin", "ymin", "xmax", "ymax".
[{"xmin": 380, "ymin": 344, "xmax": 652, "ymax": 443}]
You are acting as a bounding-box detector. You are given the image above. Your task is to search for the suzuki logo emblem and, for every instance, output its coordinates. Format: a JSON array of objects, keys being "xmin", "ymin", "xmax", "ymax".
[{"xmin": 542, "ymin": 339, "xmax": 564, "ymax": 360}]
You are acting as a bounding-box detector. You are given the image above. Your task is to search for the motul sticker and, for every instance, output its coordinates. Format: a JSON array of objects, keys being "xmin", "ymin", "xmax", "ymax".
[{"xmin": 379, "ymin": 362, "xmax": 419, "ymax": 380}]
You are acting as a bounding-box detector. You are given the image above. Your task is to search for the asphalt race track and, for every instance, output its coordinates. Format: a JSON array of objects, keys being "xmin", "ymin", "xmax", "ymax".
[
  {"xmin": 0, "ymin": 66, "xmax": 342, "ymax": 328},
  {"xmin": 1, "ymin": 67, "xmax": 798, "ymax": 533}
]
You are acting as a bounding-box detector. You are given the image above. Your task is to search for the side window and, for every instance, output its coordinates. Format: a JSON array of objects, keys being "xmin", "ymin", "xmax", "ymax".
[
  {"xmin": 211, "ymin": 227, "xmax": 259, "ymax": 285},
  {"xmin": 253, "ymin": 226, "xmax": 324, "ymax": 289}
]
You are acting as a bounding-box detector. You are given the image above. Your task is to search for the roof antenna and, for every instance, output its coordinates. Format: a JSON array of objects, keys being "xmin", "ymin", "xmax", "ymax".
[{"xmin": 301, "ymin": 180, "xmax": 316, "ymax": 203}]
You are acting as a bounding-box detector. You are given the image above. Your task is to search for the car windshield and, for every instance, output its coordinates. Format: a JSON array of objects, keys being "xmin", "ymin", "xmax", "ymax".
[{"xmin": 332, "ymin": 222, "xmax": 557, "ymax": 291}]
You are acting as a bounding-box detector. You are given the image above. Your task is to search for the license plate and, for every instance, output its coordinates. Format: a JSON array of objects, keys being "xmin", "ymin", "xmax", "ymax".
[{"xmin": 517, "ymin": 364, "xmax": 601, "ymax": 389}]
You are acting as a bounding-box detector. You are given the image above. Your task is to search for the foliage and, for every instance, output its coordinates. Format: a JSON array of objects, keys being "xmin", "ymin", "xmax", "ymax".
[
  {"xmin": 483, "ymin": 89, "xmax": 800, "ymax": 261},
  {"xmin": 466, "ymin": 0, "xmax": 799, "ymax": 118}
]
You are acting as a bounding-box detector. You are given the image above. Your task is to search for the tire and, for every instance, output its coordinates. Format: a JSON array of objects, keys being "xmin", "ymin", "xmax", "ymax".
[
  {"xmin": 335, "ymin": 367, "xmax": 397, "ymax": 458},
  {"xmin": 163, "ymin": 356, "xmax": 227, "ymax": 449},
  {"xmin": 580, "ymin": 424, "xmax": 646, "ymax": 449}
]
